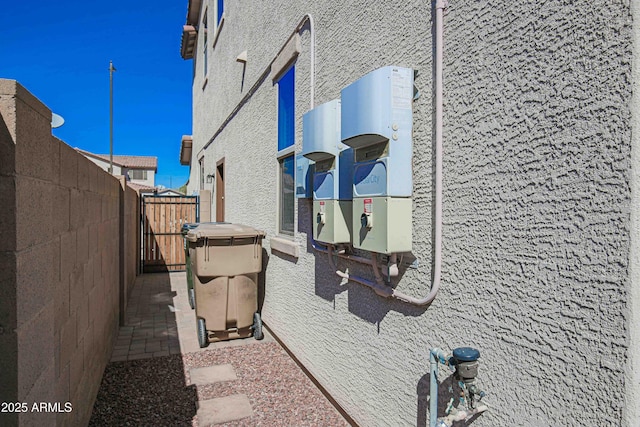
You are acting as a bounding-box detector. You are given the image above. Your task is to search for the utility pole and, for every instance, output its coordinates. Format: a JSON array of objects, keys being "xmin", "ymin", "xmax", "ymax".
[{"xmin": 109, "ymin": 60, "xmax": 116, "ymax": 174}]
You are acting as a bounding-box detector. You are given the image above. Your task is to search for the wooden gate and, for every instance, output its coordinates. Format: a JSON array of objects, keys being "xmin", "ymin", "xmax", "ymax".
[{"xmin": 142, "ymin": 195, "xmax": 199, "ymax": 273}]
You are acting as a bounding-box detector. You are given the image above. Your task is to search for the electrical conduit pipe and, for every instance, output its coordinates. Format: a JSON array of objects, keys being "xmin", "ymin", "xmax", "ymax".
[{"xmin": 389, "ymin": 0, "xmax": 446, "ymax": 306}]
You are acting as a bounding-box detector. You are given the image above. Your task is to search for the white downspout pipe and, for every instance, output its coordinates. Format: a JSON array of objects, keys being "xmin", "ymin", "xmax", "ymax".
[
  {"xmin": 390, "ymin": 0, "xmax": 446, "ymax": 306},
  {"xmin": 304, "ymin": 14, "xmax": 315, "ymax": 110},
  {"xmin": 626, "ymin": 1, "xmax": 640, "ymax": 424}
]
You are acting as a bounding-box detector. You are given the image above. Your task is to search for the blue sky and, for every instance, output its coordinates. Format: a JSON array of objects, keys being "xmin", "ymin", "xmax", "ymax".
[{"xmin": 0, "ymin": 1, "xmax": 193, "ymax": 189}]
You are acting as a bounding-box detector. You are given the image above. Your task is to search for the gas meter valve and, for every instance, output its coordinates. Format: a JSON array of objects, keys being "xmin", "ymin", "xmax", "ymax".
[{"xmin": 452, "ymin": 347, "xmax": 480, "ymax": 383}]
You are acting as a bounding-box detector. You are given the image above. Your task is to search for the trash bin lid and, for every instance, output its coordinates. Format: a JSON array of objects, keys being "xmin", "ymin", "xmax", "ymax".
[
  {"xmin": 181, "ymin": 221, "xmax": 228, "ymax": 233},
  {"xmin": 186, "ymin": 223, "xmax": 266, "ymax": 242},
  {"xmin": 181, "ymin": 223, "xmax": 200, "ymax": 233}
]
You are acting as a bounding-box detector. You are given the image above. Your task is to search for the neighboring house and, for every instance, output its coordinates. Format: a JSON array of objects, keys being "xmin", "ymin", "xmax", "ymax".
[
  {"xmin": 179, "ymin": 2, "xmax": 640, "ymax": 427},
  {"xmin": 156, "ymin": 188, "xmax": 185, "ymax": 196},
  {"xmin": 126, "ymin": 181, "xmax": 157, "ymax": 196},
  {"xmin": 76, "ymin": 148, "xmax": 157, "ymax": 188}
]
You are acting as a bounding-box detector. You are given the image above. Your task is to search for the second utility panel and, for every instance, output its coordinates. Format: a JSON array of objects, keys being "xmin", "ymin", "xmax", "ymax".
[
  {"xmin": 341, "ymin": 66, "xmax": 414, "ymax": 254},
  {"xmin": 302, "ymin": 99, "xmax": 353, "ymax": 245}
]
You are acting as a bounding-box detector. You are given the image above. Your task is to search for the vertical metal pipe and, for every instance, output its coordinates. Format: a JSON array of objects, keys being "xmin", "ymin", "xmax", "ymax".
[
  {"xmin": 434, "ymin": 0, "xmax": 445, "ymax": 295},
  {"xmin": 109, "ymin": 60, "xmax": 116, "ymax": 174},
  {"xmin": 430, "ymin": 348, "xmax": 449, "ymax": 427}
]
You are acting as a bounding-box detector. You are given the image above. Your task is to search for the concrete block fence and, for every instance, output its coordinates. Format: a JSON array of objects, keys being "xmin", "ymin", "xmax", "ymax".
[{"xmin": 0, "ymin": 79, "xmax": 140, "ymax": 426}]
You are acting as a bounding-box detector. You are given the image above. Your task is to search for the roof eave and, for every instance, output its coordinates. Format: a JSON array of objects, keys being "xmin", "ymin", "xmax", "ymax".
[
  {"xmin": 186, "ymin": 0, "xmax": 202, "ymax": 27},
  {"xmin": 180, "ymin": 135, "xmax": 193, "ymax": 166},
  {"xmin": 180, "ymin": 25, "xmax": 197, "ymax": 60}
]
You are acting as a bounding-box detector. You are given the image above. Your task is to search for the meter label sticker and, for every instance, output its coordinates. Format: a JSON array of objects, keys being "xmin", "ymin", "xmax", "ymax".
[
  {"xmin": 392, "ymin": 67, "xmax": 412, "ymax": 110},
  {"xmin": 364, "ymin": 198, "xmax": 372, "ymax": 214},
  {"xmin": 319, "ymin": 201, "xmax": 325, "ymax": 213}
]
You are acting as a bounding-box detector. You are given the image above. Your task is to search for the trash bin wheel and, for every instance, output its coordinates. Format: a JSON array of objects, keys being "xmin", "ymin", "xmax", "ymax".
[
  {"xmin": 189, "ymin": 288, "xmax": 195, "ymax": 310},
  {"xmin": 197, "ymin": 318, "xmax": 208, "ymax": 348},
  {"xmin": 253, "ymin": 312, "xmax": 264, "ymax": 340}
]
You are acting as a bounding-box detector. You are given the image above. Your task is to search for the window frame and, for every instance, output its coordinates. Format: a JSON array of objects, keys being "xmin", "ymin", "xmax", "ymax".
[
  {"xmin": 129, "ymin": 169, "xmax": 148, "ymax": 180},
  {"xmin": 202, "ymin": 9, "xmax": 208, "ymax": 84},
  {"xmin": 276, "ymin": 65, "xmax": 296, "ymax": 237},
  {"xmin": 199, "ymin": 156, "xmax": 205, "ymax": 190},
  {"xmin": 212, "ymin": 0, "xmax": 225, "ymax": 49},
  {"xmin": 216, "ymin": 0, "xmax": 224, "ymax": 27},
  {"xmin": 278, "ymin": 150, "xmax": 296, "ymax": 236}
]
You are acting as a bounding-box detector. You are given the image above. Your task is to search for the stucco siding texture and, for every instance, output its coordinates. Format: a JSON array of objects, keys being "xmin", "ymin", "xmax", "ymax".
[{"xmin": 188, "ymin": 1, "xmax": 633, "ymax": 426}]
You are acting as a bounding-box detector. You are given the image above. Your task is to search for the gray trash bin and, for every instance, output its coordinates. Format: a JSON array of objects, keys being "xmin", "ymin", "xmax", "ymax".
[
  {"xmin": 182, "ymin": 222, "xmax": 228, "ymax": 310},
  {"xmin": 181, "ymin": 223, "xmax": 199, "ymax": 309},
  {"xmin": 186, "ymin": 223, "xmax": 266, "ymax": 346}
]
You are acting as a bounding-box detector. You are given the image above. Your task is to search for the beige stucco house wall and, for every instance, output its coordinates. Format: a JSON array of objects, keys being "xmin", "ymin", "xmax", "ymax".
[{"xmin": 180, "ymin": 1, "xmax": 640, "ymax": 426}]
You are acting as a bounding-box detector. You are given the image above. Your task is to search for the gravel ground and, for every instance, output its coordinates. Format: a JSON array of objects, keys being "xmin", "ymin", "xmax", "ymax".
[{"xmin": 90, "ymin": 341, "xmax": 350, "ymax": 427}]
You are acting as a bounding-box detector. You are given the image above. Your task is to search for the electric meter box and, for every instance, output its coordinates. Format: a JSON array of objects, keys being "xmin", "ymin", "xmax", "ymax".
[
  {"xmin": 353, "ymin": 197, "xmax": 412, "ymax": 253},
  {"xmin": 341, "ymin": 66, "xmax": 414, "ymax": 253},
  {"xmin": 302, "ymin": 99, "xmax": 353, "ymax": 244},
  {"xmin": 341, "ymin": 65, "xmax": 413, "ymax": 198}
]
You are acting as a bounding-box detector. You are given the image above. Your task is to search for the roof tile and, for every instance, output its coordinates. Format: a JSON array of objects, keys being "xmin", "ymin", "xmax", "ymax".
[{"xmin": 76, "ymin": 148, "xmax": 157, "ymax": 170}]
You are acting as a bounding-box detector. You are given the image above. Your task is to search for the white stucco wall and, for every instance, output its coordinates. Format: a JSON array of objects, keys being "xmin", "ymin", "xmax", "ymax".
[{"xmin": 186, "ymin": 1, "xmax": 635, "ymax": 426}]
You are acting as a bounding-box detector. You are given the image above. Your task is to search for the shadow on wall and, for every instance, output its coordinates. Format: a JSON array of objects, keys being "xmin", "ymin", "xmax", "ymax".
[
  {"xmin": 417, "ymin": 372, "xmax": 451, "ymax": 427},
  {"xmin": 298, "ymin": 199, "xmax": 430, "ymax": 325},
  {"xmin": 313, "ymin": 246, "xmax": 349, "ymax": 303},
  {"xmin": 258, "ymin": 247, "xmax": 270, "ymax": 313},
  {"xmin": 89, "ymin": 272, "xmax": 199, "ymax": 425}
]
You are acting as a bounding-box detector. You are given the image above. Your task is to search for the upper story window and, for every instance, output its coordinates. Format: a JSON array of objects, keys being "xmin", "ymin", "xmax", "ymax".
[
  {"xmin": 129, "ymin": 170, "xmax": 148, "ymax": 180},
  {"xmin": 202, "ymin": 10, "xmax": 208, "ymax": 78},
  {"xmin": 277, "ymin": 66, "xmax": 295, "ymax": 151},
  {"xmin": 199, "ymin": 157, "xmax": 205, "ymax": 190},
  {"xmin": 211, "ymin": 0, "xmax": 224, "ymax": 49},
  {"xmin": 277, "ymin": 66, "xmax": 295, "ymax": 236},
  {"xmin": 217, "ymin": 0, "xmax": 224, "ymax": 26}
]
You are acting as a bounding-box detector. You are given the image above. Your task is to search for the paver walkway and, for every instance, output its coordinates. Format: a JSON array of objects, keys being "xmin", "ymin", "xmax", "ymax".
[
  {"xmin": 90, "ymin": 272, "xmax": 351, "ymax": 427},
  {"xmin": 109, "ymin": 272, "xmax": 274, "ymax": 362}
]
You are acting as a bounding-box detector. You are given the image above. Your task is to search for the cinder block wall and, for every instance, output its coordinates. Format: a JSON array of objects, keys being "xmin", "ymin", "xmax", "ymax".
[
  {"xmin": 0, "ymin": 80, "xmax": 139, "ymax": 426},
  {"xmin": 120, "ymin": 179, "xmax": 140, "ymax": 323}
]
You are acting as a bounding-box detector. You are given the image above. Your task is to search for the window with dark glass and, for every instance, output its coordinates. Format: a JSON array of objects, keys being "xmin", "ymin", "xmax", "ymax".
[
  {"xmin": 279, "ymin": 155, "xmax": 295, "ymax": 235},
  {"xmin": 202, "ymin": 11, "xmax": 208, "ymax": 77},
  {"xmin": 217, "ymin": 0, "xmax": 224, "ymax": 25},
  {"xmin": 129, "ymin": 170, "xmax": 147, "ymax": 180},
  {"xmin": 277, "ymin": 65, "xmax": 295, "ymax": 235},
  {"xmin": 199, "ymin": 157, "xmax": 205, "ymax": 190}
]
